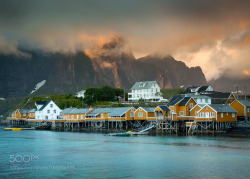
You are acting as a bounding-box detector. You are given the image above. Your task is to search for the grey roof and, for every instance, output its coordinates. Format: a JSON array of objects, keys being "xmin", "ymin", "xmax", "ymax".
[
  {"xmin": 188, "ymin": 95, "xmax": 211, "ymax": 99},
  {"xmin": 167, "ymin": 95, "xmax": 184, "ymax": 106},
  {"xmin": 158, "ymin": 106, "xmax": 170, "ymax": 111},
  {"xmin": 60, "ymin": 108, "xmax": 77, "ymax": 115},
  {"xmin": 19, "ymin": 109, "xmax": 30, "ymax": 114},
  {"xmin": 86, "ymin": 108, "xmax": 113, "ymax": 117},
  {"xmin": 29, "ymin": 109, "xmax": 36, "ymax": 113},
  {"xmin": 209, "ymin": 104, "xmax": 237, "ymax": 113},
  {"xmin": 77, "ymin": 90, "xmax": 85, "ymax": 94},
  {"xmin": 70, "ymin": 108, "xmax": 91, "ymax": 114},
  {"xmin": 141, "ymin": 107, "xmax": 155, "ymax": 113},
  {"xmin": 179, "ymin": 97, "xmax": 191, "ymax": 106},
  {"xmin": 36, "ymin": 100, "xmax": 51, "ymax": 111},
  {"xmin": 108, "ymin": 107, "xmax": 132, "ymax": 117},
  {"xmin": 131, "ymin": 81, "xmax": 158, "ymax": 90},
  {"xmin": 206, "ymin": 92, "xmax": 231, "ymax": 99},
  {"xmin": 237, "ymin": 100, "xmax": 250, "ymax": 107}
]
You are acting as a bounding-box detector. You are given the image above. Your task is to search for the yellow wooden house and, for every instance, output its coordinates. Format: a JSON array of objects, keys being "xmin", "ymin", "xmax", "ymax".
[
  {"xmin": 229, "ymin": 99, "xmax": 250, "ymax": 117},
  {"xmin": 196, "ymin": 104, "xmax": 237, "ymax": 122},
  {"xmin": 134, "ymin": 107, "xmax": 156, "ymax": 121},
  {"xmin": 10, "ymin": 109, "xmax": 30, "ymax": 120},
  {"xmin": 60, "ymin": 108, "xmax": 93, "ymax": 121},
  {"xmin": 85, "ymin": 108, "xmax": 113, "ymax": 121},
  {"xmin": 108, "ymin": 107, "xmax": 136, "ymax": 121},
  {"xmin": 154, "ymin": 106, "xmax": 171, "ymax": 121}
]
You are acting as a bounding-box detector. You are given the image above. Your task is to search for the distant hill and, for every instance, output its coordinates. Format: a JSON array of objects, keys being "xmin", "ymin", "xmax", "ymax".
[{"xmin": 0, "ymin": 50, "xmax": 207, "ymax": 100}]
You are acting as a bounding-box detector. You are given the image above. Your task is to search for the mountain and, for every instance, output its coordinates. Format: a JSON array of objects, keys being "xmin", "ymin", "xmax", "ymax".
[
  {"xmin": 0, "ymin": 50, "xmax": 207, "ymax": 99},
  {"xmin": 209, "ymin": 76, "xmax": 250, "ymax": 93}
]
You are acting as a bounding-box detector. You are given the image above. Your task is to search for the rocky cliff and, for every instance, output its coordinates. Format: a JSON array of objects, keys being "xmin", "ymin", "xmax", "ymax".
[{"xmin": 0, "ymin": 50, "xmax": 207, "ymax": 99}]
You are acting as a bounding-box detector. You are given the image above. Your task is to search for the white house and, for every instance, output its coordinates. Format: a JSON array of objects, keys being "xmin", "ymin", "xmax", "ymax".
[
  {"xmin": 35, "ymin": 100, "xmax": 61, "ymax": 120},
  {"xmin": 187, "ymin": 95, "xmax": 212, "ymax": 105},
  {"xmin": 76, "ymin": 90, "xmax": 86, "ymax": 98},
  {"xmin": 128, "ymin": 81, "xmax": 163, "ymax": 102},
  {"xmin": 183, "ymin": 86, "xmax": 214, "ymax": 95}
]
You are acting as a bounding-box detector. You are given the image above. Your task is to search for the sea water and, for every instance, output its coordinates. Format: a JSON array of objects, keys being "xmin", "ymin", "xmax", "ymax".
[{"xmin": 0, "ymin": 127, "xmax": 250, "ymax": 178}]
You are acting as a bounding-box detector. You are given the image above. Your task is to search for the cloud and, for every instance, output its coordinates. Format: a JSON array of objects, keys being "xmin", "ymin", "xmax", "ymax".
[{"xmin": 0, "ymin": 0, "xmax": 250, "ymax": 80}]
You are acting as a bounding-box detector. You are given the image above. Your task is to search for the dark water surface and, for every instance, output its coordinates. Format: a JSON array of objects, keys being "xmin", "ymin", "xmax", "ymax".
[{"xmin": 0, "ymin": 127, "xmax": 250, "ymax": 178}]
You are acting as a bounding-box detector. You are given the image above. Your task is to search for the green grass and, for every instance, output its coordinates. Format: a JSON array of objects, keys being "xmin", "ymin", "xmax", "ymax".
[{"xmin": 161, "ymin": 88, "xmax": 184, "ymax": 99}]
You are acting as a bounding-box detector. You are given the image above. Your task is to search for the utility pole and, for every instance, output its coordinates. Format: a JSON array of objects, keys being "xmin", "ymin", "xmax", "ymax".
[
  {"xmin": 244, "ymin": 86, "xmax": 247, "ymax": 122},
  {"xmin": 124, "ymin": 87, "xmax": 126, "ymax": 101}
]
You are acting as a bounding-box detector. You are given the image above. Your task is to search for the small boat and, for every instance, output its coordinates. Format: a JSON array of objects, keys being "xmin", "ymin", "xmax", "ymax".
[
  {"xmin": 109, "ymin": 133, "xmax": 131, "ymax": 136},
  {"xmin": 4, "ymin": 128, "xmax": 23, "ymax": 131}
]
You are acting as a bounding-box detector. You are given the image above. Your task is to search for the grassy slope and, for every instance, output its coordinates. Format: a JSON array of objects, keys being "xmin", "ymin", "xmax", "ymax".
[{"xmin": 161, "ymin": 88, "xmax": 184, "ymax": 100}]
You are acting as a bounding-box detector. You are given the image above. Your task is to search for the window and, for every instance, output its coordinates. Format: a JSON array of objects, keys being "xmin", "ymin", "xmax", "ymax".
[
  {"xmin": 81, "ymin": 115, "xmax": 83, "ymax": 119},
  {"xmin": 45, "ymin": 116, "xmax": 48, "ymax": 120},
  {"xmin": 50, "ymin": 104, "xmax": 53, "ymax": 108},
  {"xmin": 131, "ymin": 108, "xmax": 134, "ymax": 112},
  {"xmin": 200, "ymin": 112, "xmax": 204, "ymax": 117},
  {"xmin": 179, "ymin": 111, "xmax": 184, "ymax": 116},
  {"xmin": 130, "ymin": 113, "xmax": 134, "ymax": 117},
  {"xmin": 71, "ymin": 115, "xmax": 74, "ymax": 119},
  {"xmin": 211, "ymin": 112, "xmax": 214, "ymax": 117},
  {"xmin": 47, "ymin": 110, "xmax": 50, "ymax": 113},
  {"xmin": 139, "ymin": 108, "xmax": 142, "ymax": 111},
  {"xmin": 221, "ymin": 113, "xmax": 223, "ymax": 118},
  {"xmin": 205, "ymin": 99, "xmax": 208, "ymax": 103},
  {"xmin": 23, "ymin": 113, "xmax": 26, "ymax": 116},
  {"xmin": 226, "ymin": 113, "xmax": 228, "ymax": 115},
  {"xmin": 195, "ymin": 111, "xmax": 198, "ymax": 116},
  {"xmin": 206, "ymin": 107, "xmax": 208, "ymax": 110},
  {"xmin": 200, "ymin": 99, "xmax": 203, "ymax": 103},
  {"xmin": 206, "ymin": 112, "xmax": 209, "ymax": 117},
  {"xmin": 101, "ymin": 113, "xmax": 104, "ymax": 118},
  {"xmin": 189, "ymin": 103, "xmax": 193, "ymax": 109},
  {"xmin": 248, "ymin": 108, "xmax": 250, "ymax": 112},
  {"xmin": 77, "ymin": 115, "xmax": 79, "ymax": 119},
  {"xmin": 232, "ymin": 113, "xmax": 235, "ymax": 117},
  {"xmin": 139, "ymin": 112, "xmax": 143, "ymax": 117},
  {"xmin": 54, "ymin": 110, "xmax": 56, "ymax": 113}
]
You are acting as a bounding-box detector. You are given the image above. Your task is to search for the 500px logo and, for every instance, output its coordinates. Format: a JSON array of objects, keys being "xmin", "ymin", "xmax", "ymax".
[{"xmin": 10, "ymin": 155, "xmax": 39, "ymax": 163}]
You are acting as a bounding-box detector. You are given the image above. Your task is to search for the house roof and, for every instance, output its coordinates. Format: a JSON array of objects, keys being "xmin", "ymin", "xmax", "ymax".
[
  {"xmin": 179, "ymin": 97, "xmax": 191, "ymax": 106},
  {"xmin": 157, "ymin": 106, "xmax": 170, "ymax": 111},
  {"xmin": 208, "ymin": 104, "xmax": 237, "ymax": 113},
  {"xmin": 167, "ymin": 95, "xmax": 184, "ymax": 106},
  {"xmin": 183, "ymin": 86, "xmax": 213, "ymax": 94},
  {"xmin": 197, "ymin": 86, "xmax": 210, "ymax": 93},
  {"xmin": 35, "ymin": 100, "xmax": 51, "ymax": 111},
  {"xmin": 77, "ymin": 90, "xmax": 85, "ymax": 94},
  {"xmin": 206, "ymin": 92, "xmax": 231, "ymax": 99},
  {"xmin": 108, "ymin": 107, "xmax": 132, "ymax": 117},
  {"xmin": 18, "ymin": 109, "xmax": 30, "ymax": 114},
  {"xmin": 142, "ymin": 107, "xmax": 155, "ymax": 113},
  {"xmin": 60, "ymin": 108, "xmax": 76, "ymax": 115},
  {"xmin": 237, "ymin": 100, "xmax": 250, "ymax": 107},
  {"xmin": 71, "ymin": 108, "xmax": 91, "ymax": 114},
  {"xmin": 131, "ymin": 81, "xmax": 158, "ymax": 90},
  {"xmin": 29, "ymin": 109, "xmax": 36, "ymax": 113},
  {"xmin": 86, "ymin": 108, "xmax": 113, "ymax": 117},
  {"xmin": 188, "ymin": 95, "xmax": 211, "ymax": 99}
]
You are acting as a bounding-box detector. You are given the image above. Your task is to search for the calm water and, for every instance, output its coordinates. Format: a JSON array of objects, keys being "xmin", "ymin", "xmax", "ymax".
[{"xmin": 0, "ymin": 127, "xmax": 250, "ymax": 178}]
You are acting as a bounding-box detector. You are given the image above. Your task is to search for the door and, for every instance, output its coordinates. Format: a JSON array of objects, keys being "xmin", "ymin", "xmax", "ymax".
[{"xmin": 205, "ymin": 112, "xmax": 209, "ymax": 118}]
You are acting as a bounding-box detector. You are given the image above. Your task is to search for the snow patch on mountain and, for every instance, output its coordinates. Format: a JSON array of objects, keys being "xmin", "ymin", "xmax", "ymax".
[{"xmin": 30, "ymin": 80, "xmax": 46, "ymax": 94}]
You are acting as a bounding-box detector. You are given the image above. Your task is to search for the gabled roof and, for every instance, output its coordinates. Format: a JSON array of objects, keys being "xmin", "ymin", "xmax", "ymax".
[
  {"xmin": 60, "ymin": 108, "xmax": 76, "ymax": 115},
  {"xmin": 35, "ymin": 100, "xmax": 51, "ymax": 111},
  {"xmin": 131, "ymin": 81, "xmax": 158, "ymax": 90},
  {"xmin": 208, "ymin": 104, "xmax": 237, "ymax": 113},
  {"xmin": 197, "ymin": 86, "xmax": 210, "ymax": 93},
  {"xmin": 157, "ymin": 106, "xmax": 170, "ymax": 111},
  {"xmin": 167, "ymin": 95, "xmax": 184, "ymax": 106},
  {"xmin": 188, "ymin": 95, "xmax": 211, "ymax": 99},
  {"xmin": 70, "ymin": 108, "xmax": 91, "ymax": 114},
  {"xmin": 29, "ymin": 109, "xmax": 36, "ymax": 113},
  {"xmin": 108, "ymin": 107, "xmax": 132, "ymax": 117},
  {"xmin": 179, "ymin": 97, "xmax": 191, "ymax": 106},
  {"xmin": 142, "ymin": 107, "xmax": 155, "ymax": 113},
  {"xmin": 86, "ymin": 108, "xmax": 113, "ymax": 117},
  {"xmin": 76, "ymin": 90, "xmax": 85, "ymax": 94},
  {"xmin": 206, "ymin": 92, "xmax": 231, "ymax": 99},
  {"xmin": 190, "ymin": 104, "xmax": 205, "ymax": 111},
  {"xmin": 237, "ymin": 100, "xmax": 250, "ymax": 107},
  {"xmin": 183, "ymin": 86, "xmax": 213, "ymax": 94},
  {"xmin": 19, "ymin": 109, "xmax": 30, "ymax": 114}
]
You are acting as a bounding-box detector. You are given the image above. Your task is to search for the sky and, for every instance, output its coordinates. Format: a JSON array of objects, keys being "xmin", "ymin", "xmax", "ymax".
[{"xmin": 0, "ymin": 0, "xmax": 250, "ymax": 81}]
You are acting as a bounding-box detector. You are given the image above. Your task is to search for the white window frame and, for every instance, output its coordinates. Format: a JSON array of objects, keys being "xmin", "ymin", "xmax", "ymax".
[
  {"xmin": 139, "ymin": 112, "xmax": 143, "ymax": 117},
  {"xmin": 81, "ymin": 115, "xmax": 83, "ymax": 119},
  {"xmin": 54, "ymin": 110, "xmax": 56, "ymax": 113},
  {"xmin": 47, "ymin": 110, "xmax": 50, "ymax": 114},
  {"xmin": 200, "ymin": 112, "xmax": 204, "ymax": 117},
  {"xmin": 71, "ymin": 115, "xmax": 74, "ymax": 119},
  {"xmin": 130, "ymin": 113, "xmax": 134, "ymax": 117},
  {"xmin": 195, "ymin": 111, "xmax": 198, "ymax": 116},
  {"xmin": 210, "ymin": 112, "xmax": 214, "ymax": 117},
  {"xmin": 206, "ymin": 112, "xmax": 209, "ymax": 118},
  {"xmin": 50, "ymin": 104, "xmax": 53, "ymax": 108},
  {"xmin": 221, "ymin": 113, "xmax": 223, "ymax": 118},
  {"xmin": 232, "ymin": 113, "xmax": 235, "ymax": 117},
  {"xmin": 189, "ymin": 103, "xmax": 193, "ymax": 109},
  {"xmin": 179, "ymin": 111, "xmax": 184, "ymax": 116}
]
